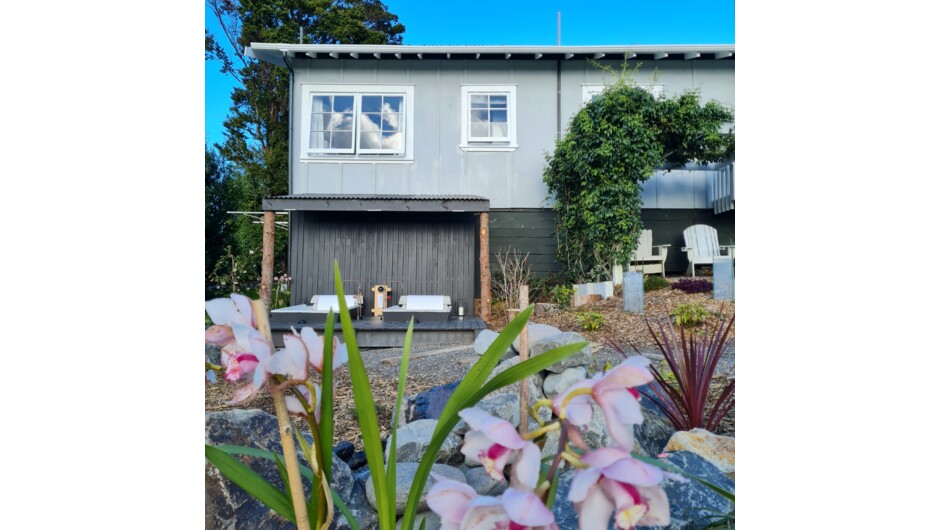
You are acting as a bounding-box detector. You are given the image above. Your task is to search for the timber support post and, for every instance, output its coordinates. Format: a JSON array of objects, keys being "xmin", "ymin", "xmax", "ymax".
[
  {"xmin": 479, "ymin": 212, "xmax": 491, "ymax": 322},
  {"xmin": 260, "ymin": 210, "xmax": 275, "ymax": 311}
]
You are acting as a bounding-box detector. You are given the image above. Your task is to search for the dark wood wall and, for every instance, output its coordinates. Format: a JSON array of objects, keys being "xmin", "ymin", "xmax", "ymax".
[
  {"xmin": 487, "ymin": 208, "xmax": 735, "ymax": 277},
  {"xmin": 289, "ymin": 211, "xmax": 478, "ymax": 312}
]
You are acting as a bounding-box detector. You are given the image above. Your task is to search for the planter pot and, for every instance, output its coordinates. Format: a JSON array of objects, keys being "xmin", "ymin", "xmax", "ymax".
[
  {"xmin": 573, "ymin": 281, "xmax": 615, "ymax": 300},
  {"xmin": 623, "ymin": 271, "xmax": 644, "ymax": 313}
]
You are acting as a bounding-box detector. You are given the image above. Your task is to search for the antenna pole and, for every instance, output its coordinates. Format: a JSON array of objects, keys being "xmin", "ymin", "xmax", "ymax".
[{"xmin": 557, "ymin": 11, "xmax": 561, "ymax": 46}]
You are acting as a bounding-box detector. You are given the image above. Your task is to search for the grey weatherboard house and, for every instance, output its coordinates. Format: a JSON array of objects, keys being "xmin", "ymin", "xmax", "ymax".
[{"xmin": 248, "ymin": 43, "xmax": 735, "ymax": 316}]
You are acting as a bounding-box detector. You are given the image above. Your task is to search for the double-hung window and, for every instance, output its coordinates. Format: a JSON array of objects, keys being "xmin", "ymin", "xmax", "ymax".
[
  {"xmin": 582, "ymin": 83, "xmax": 664, "ymax": 103},
  {"xmin": 300, "ymin": 84, "xmax": 414, "ymax": 160},
  {"xmin": 460, "ymin": 85, "xmax": 517, "ymax": 150}
]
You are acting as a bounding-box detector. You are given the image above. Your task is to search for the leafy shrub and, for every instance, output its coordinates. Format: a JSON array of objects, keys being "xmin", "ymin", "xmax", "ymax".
[
  {"xmin": 607, "ymin": 314, "xmax": 735, "ymax": 431},
  {"xmin": 670, "ymin": 302, "xmax": 711, "ymax": 328},
  {"xmin": 576, "ymin": 310, "xmax": 605, "ymax": 331},
  {"xmin": 529, "ymin": 273, "xmax": 569, "ymax": 303},
  {"xmin": 643, "ymin": 275, "xmax": 670, "ymax": 292},
  {"xmin": 672, "ymin": 278, "xmax": 713, "ymax": 294},
  {"xmin": 550, "ymin": 284, "xmax": 575, "ymax": 310}
]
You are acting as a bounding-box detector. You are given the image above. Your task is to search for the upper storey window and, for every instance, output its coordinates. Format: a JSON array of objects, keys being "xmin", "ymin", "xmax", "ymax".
[
  {"xmin": 460, "ymin": 85, "xmax": 517, "ymax": 151},
  {"xmin": 300, "ymin": 85, "xmax": 414, "ymax": 160}
]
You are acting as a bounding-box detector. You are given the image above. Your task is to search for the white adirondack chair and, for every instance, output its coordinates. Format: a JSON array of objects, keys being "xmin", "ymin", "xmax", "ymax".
[
  {"xmin": 628, "ymin": 229, "xmax": 670, "ymax": 277},
  {"xmin": 681, "ymin": 224, "xmax": 735, "ymax": 277}
]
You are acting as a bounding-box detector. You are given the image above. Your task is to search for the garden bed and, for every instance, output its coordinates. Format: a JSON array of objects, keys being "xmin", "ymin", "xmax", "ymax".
[{"xmin": 205, "ymin": 276, "xmax": 735, "ymax": 447}]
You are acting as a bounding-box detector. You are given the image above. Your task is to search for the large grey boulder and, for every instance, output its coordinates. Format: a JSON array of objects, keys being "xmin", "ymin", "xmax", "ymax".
[
  {"xmin": 633, "ymin": 388, "xmax": 678, "ymax": 456},
  {"xmin": 485, "ymin": 356, "xmax": 546, "ymax": 403},
  {"xmin": 553, "ymin": 452, "xmax": 734, "ymax": 530},
  {"xmin": 385, "ymin": 418, "xmax": 462, "ymax": 465},
  {"xmin": 542, "ymin": 366, "xmax": 588, "ymax": 398},
  {"xmin": 474, "ymin": 329, "xmax": 505, "ymax": 355},
  {"xmin": 647, "ymin": 451, "xmax": 735, "ymax": 529},
  {"xmin": 530, "ymin": 332, "xmax": 593, "ymax": 373},
  {"xmin": 365, "ymin": 462, "xmax": 467, "ymax": 515},
  {"xmin": 205, "ymin": 409, "xmax": 296, "ymax": 530},
  {"xmin": 397, "ymin": 511, "xmax": 442, "ymax": 530},
  {"xmin": 464, "ymin": 466, "xmax": 508, "ymax": 496},
  {"xmin": 512, "ymin": 323, "xmax": 563, "ymax": 352},
  {"xmin": 453, "ymin": 393, "xmax": 520, "ymax": 435},
  {"xmin": 206, "ymin": 409, "xmax": 360, "ymax": 530},
  {"xmin": 330, "ymin": 483, "xmax": 378, "ymax": 530},
  {"xmin": 410, "ymin": 381, "xmax": 460, "ymax": 423}
]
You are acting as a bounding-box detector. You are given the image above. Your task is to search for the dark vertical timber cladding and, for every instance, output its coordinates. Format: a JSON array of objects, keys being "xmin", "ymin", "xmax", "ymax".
[
  {"xmin": 486, "ymin": 208, "xmax": 735, "ymax": 277},
  {"xmin": 640, "ymin": 209, "xmax": 735, "ymax": 273},
  {"xmin": 288, "ymin": 211, "xmax": 476, "ymax": 311},
  {"xmin": 488, "ymin": 209, "xmax": 561, "ymax": 278}
]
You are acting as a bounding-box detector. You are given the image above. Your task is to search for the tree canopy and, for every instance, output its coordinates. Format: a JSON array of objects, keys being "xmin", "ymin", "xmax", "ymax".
[
  {"xmin": 204, "ymin": 0, "xmax": 405, "ymax": 293},
  {"xmin": 543, "ymin": 74, "xmax": 734, "ymax": 282}
]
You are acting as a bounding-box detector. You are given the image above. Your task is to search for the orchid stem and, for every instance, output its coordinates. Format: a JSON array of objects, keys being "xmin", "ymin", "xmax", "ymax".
[
  {"xmin": 522, "ymin": 421, "xmax": 560, "ymax": 441},
  {"xmin": 253, "ymin": 299, "xmax": 310, "ymax": 530}
]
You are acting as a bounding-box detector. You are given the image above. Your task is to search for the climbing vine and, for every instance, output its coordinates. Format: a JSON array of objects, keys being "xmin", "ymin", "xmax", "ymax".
[{"xmin": 543, "ymin": 69, "xmax": 734, "ymax": 282}]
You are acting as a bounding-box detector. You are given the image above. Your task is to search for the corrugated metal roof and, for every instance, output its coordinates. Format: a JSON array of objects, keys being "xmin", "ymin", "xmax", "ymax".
[
  {"xmin": 262, "ymin": 194, "xmax": 490, "ymax": 212},
  {"xmin": 268, "ymin": 194, "xmax": 489, "ymax": 201},
  {"xmin": 247, "ymin": 43, "xmax": 734, "ymax": 67}
]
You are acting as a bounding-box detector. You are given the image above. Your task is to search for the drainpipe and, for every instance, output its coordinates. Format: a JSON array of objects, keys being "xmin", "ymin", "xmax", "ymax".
[{"xmin": 556, "ymin": 59, "xmax": 562, "ymax": 140}]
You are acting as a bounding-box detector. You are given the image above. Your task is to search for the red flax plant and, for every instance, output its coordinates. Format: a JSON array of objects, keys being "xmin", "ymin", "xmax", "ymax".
[{"xmin": 607, "ymin": 315, "xmax": 735, "ymax": 432}]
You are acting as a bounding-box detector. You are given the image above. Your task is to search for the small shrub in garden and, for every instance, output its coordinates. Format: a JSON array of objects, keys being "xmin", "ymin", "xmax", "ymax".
[
  {"xmin": 672, "ymin": 278, "xmax": 713, "ymax": 294},
  {"xmin": 550, "ymin": 284, "xmax": 575, "ymax": 310},
  {"xmin": 607, "ymin": 315, "xmax": 735, "ymax": 432},
  {"xmin": 644, "ymin": 275, "xmax": 671, "ymax": 292},
  {"xmin": 576, "ymin": 310, "xmax": 605, "ymax": 331},
  {"xmin": 670, "ymin": 302, "xmax": 711, "ymax": 328}
]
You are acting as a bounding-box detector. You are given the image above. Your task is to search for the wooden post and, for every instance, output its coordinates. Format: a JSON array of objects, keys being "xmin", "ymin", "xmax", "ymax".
[
  {"xmin": 518, "ymin": 285, "xmax": 529, "ymax": 435},
  {"xmin": 260, "ymin": 210, "xmax": 276, "ymax": 311},
  {"xmin": 479, "ymin": 212, "xmax": 491, "ymax": 322}
]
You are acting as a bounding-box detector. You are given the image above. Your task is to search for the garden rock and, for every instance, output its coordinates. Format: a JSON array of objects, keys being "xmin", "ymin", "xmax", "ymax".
[
  {"xmin": 353, "ymin": 467, "xmax": 371, "ymax": 487},
  {"xmin": 530, "ymin": 332, "xmax": 593, "ymax": 373},
  {"xmin": 333, "ymin": 441, "xmax": 355, "ymax": 462},
  {"xmin": 331, "ymin": 483, "xmax": 378, "ymax": 530},
  {"xmin": 552, "ymin": 452, "xmax": 734, "ymax": 530},
  {"xmin": 385, "ymin": 418, "xmax": 462, "ymax": 465},
  {"xmin": 365, "ymin": 462, "xmax": 467, "ymax": 515},
  {"xmin": 552, "ymin": 470, "xmax": 603, "ymax": 530},
  {"xmin": 473, "ymin": 329, "xmax": 500, "ymax": 355},
  {"xmin": 512, "ymin": 323, "xmax": 562, "ymax": 352},
  {"xmin": 397, "ymin": 511, "xmax": 442, "ymax": 530},
  {"xmin": 486, "ymin": 356, "xmax": 545, "ymax": 401},
  {"xmin": 205, "ymin": 409, "xmax": 305, "ymax": 530},
  {"xmin": 205, "ymin": 343, "xmax": 222, "ymax": 365},
  {"xmin": 652, "ymin": 451, "xmax": 735, "ymax": 529},
  {"xmin": 348, "ymin": 450, "xmax": 367, "ymax": 470},
  {"xmin": 330, "ymin": 454, "xmax": 356, "ymax": 501},
  {"xmin": 542, "ymin": 366, "xmax": 588, "ymax": 398},
  {"xmin": 454, "ymin": 393, "xmax": 519, "ymax": 435},
  {"xmin": 583, "ymin": 403, "xmax": 616, "ymax": 450},
  {"xmin": 465, "ymin": 466, "xmax": 508, "ymax": 496},
  {"xmin": 664, "ymin": 429, "xmax": 735, "ymax": 479},
  {"xmin": 633, "ymin": 389, "xmax": 678, "ymax": 456},
  {"xmin": 411, "ymin": 381, "xmax": 460, "ymax": 422}
]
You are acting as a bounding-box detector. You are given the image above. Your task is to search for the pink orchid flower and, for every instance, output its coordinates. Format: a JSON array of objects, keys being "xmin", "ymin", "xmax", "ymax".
[
  {"xmin": 459, "ymin": 407, "xmax": 537, "ymax": 481},
  {"xmin": 289, "ymin": 327, "xmax": 349, "ymax": 373},
  {"xmin": 285, "ymin": 383, "xmax": 322, "ymax": 423},
  {"xmin": 568, "ymin": 447, "xmax": 670, "ymax": 530},
  {"xmin": 428, "ymin": 473, "xmax": 557, "ymax": 530},
  {"xmin": 552, "ymin": 356, "xmax": 653, "ymax": 450}
]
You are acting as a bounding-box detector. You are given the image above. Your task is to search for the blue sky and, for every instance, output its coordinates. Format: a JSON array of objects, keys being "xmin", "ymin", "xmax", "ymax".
[{"xmin": 205, "ymin": 0, "xmax": 735, "ymax": 147}]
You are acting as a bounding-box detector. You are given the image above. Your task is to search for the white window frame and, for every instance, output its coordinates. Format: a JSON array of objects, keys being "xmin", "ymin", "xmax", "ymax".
[
  {"xmin": 581, "ymin": 83, "xmax": 664, "ymax": 103},
  {"xmin": 460, "ymin": 85, "xmax": 517, "ymax": 151},
  {"xmin": 299, "ymin": 84, "xmax": 414, "ymax": 161}
]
